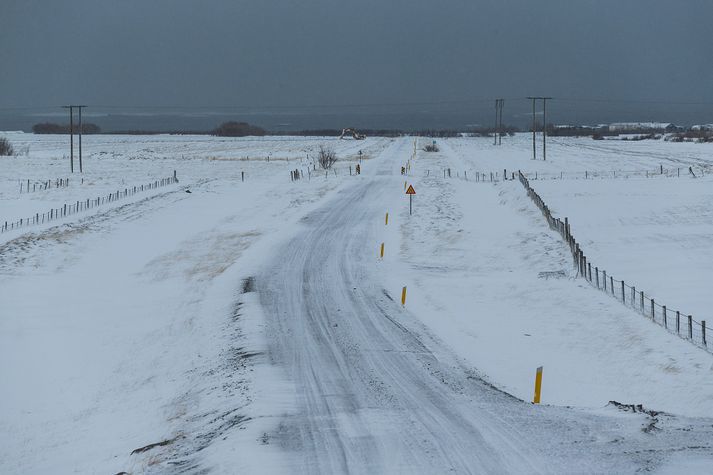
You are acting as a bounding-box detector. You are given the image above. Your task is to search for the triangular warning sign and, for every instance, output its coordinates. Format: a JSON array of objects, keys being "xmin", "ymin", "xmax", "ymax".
[{"xmin": 405, "ymin": 184, "xmax": 416, "ymax": 195}]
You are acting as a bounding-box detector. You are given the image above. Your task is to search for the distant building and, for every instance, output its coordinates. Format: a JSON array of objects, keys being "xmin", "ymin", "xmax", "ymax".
[
  {"xmin": 608, "ymin": 122, "xmax": 681, "ymax": 132},
  {"xmin": 691, "ymin": 124, "xmax": 713, "ymax": 131}
]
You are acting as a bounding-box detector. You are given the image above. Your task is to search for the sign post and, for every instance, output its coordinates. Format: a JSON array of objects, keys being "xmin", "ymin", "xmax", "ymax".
[{"xmin": 405, "ymin": 184, "xmax": 415, "ymax": 215}]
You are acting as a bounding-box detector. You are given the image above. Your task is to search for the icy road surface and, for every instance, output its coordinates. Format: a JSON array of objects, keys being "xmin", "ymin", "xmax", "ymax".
[{"xmin": 257, "ymin": 139, "xmax": 713, "ymax": 474}]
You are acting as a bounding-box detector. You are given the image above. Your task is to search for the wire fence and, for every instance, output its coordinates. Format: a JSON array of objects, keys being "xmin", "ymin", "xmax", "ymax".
[
  {"xmin": 519, "ymin": 165, "xmax": 704, "ymax": 181},
  {"xmin": 418, "ymin": 165, "xmax": 703, "ymax": 184},
  {"xmin": 517, "ymin": 170, "xmax": 710, "ymax": 353},
  {"xmin": 1, "ymin": 172, "xmax": 179, "ymax": 234},
  {"xmin": 18, "ymin": 177, "xmax": 70, "ymax": 193}
]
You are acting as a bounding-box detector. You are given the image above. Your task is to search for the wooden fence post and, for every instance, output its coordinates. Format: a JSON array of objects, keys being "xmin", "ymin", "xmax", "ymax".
[
  {"xmin": 603, "ymin": 271, "xmax": 607, "ymax": 291},
  {"xmin": 587, "ymin": 262, "xmax": 592, "ymax": 281},
  {"xmin": 651, "ymin": 299, "xmax": 655, "ymax": 320},
  {"xmin": 663, "ymin": 306, "xmax": 667, "ymax": 328},
  {"xmin": 621, "ymin": 281, "xmax": 625, "ymax": 302},
  {"xmin": 640, "ymin": 291, "xmax": 644, "ymax": 312},
  {"xmin": 610, "ymin": 276, "xmax": 614, "ymax": 295},
  {"xmin": 595, "ymin": 267, "xmax": 599, "ymax": 288},
  {"xmin": 676, "ymin": 311, "xmax": 680, "ymax": 334},
  {"xmin": 688, "ymin": 315, "xmax": 693, "ymax": 339},
  {"xmin": 703, "ymin": 321, "xmax": 707, "ymax": 346}
]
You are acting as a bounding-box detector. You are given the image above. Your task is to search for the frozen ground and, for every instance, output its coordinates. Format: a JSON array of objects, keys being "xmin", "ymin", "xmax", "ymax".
[
  {"xmin": 532, "ymin": 175, "xmax": 713, "ymax": 323},
  {"xmin": 0, "ymin": 132, "xmax": 387, "ymax": 228},
  {"xmin": 1, "ymin": 133, "xmax": 713, "ymax": 473},
  {"xmin": 389, "ymin": 137, "xmax": 713, "ymax": 417}
]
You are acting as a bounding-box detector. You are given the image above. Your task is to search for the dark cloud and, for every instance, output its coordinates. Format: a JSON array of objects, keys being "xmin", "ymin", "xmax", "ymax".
[{"xmin": 2, "ymin": 0, "xmax": 712, "ymax": 128}]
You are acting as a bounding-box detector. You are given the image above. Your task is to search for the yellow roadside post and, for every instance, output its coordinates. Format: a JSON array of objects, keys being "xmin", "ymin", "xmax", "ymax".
[
  {"xmin": 533, "ymin": 366, "xmax": 543, "ymax": 404},
  {"xmin": 385, "ymin": 212, "xmax": 389, "ymax": 225},
  {"xmin": 380, "ymin": 242, "xmax": 385, "ymax": 258},
  {"xmin": 401, "ymin": 286, "xmax": 407, "ymax": 306}
]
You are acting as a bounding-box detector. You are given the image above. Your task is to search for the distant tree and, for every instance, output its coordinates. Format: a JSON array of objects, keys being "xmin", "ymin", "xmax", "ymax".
[
  {"xmin": 212, "ymin": 121, "xmax": 266, "ymax": 137},
  {"xmin": 32, "ymin": 122, "xmax": 101, "ymax": 134},
  {"xmin": 32, "ymin": 123, "xmax": 64, "ymax": 134},
  {"xmin": 0, "ymin": 137, "xmax": 14, "ymax": 156}
]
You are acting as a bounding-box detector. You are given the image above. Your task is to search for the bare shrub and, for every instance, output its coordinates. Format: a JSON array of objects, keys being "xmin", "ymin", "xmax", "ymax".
[
  {"xmin": 317, "ymin": 145, "xmax": 337, "ymax": 169},
  {"xmin": 0, "ymin": 137, "xmax": 14, "ymax": 156},
  {"xmin": 423, "ymin": 144, "xmax": 439, "ymax": 152}
]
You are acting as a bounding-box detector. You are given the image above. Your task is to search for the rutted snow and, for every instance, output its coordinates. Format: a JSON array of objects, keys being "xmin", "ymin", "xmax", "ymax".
[
  {"xmin": 2, "ymin": 133, "xmax": 713, "ymax": 473},
  {"xmin": 0, "ymin": 134, "xmax": 392, "ymax": 473}
]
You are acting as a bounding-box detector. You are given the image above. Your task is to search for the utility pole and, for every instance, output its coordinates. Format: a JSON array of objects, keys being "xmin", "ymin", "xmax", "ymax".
[
  {"xmin": 77, "ymin": 105, "xmax": 86, "ymax": 173},
  {"xmin": 542, "ymin": 97, "xmax": 551, "ymax": 161},
  {"xmin": 494, "ymin": 99, "xmax": 504, "ymax": 145},
  {"xmin": 494, "ymin": 99, "xmax": 499, "ymax": 146},
  {"xmin": 498, "ymin": 99, "xmax": 504, "ymax": 145},
  {"xmin": 62, "ymin": 105, "xmax": 87, "ymax": 173},
  {"xmin": 63, "ymin": 106, "xmax": 74, "ymax": 172},
  {"xmin": 527, "ymin": 97, "xmax": 536, "ymax": 159},
  {"xmin": 526, "ymin": 97, "xmax": 552, "ymax": 160}
]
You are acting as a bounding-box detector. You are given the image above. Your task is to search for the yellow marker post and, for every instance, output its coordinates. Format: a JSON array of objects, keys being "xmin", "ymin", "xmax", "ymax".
[
  {"xmin": 401, "ymin": 286, "xmax": 407, "ymax": 306},
  {"xmin": 385, "ymin": 212, "xmax": 389, "ymax": 225},
  {"xmin": 533, "ymin": 366, "xmax": 543, "ymax": 404},
  {"xmin": 380, "ymin": 242, "xmax": 384, "ymax": 258},
  {"xmin": 404, "ymin": 180, "xmax": 407, "ymax": 190}
]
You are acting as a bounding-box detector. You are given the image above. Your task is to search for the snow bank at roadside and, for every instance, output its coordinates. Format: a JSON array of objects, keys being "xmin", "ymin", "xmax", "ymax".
[{"xmin": 379, "ymin": 138, "xmax": 713, "ymax": 417}]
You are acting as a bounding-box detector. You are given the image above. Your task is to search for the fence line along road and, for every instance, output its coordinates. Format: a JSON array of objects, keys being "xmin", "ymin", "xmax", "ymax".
[
  {"xmin": 517, "ymin": 170, "xmax": 710, "ymax": 353},
  {"xmin": 2, "ymin": 173, "xmax": 179, "ymax": 234},
  {"xmin": 18, "ymin": 177, "xmax": 71, "ymax": 193}
]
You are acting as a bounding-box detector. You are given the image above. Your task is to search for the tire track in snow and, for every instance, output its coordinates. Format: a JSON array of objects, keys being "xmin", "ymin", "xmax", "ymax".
[
  {"xmin": 256, "ymin": 138, "xmax": 713, "ymax": 474},
  {"xmin": 257, "ymin": 139, "xmax": 543, "ymax": 473}
]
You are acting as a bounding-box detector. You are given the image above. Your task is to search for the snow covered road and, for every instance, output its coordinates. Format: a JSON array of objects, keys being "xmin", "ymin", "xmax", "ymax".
[
  {"xmin": 258, "ymin": 140, "xmax": 542, "ymax": 473},
  {"xmin": 3, "ymin": 134, "xmax": 713, "ymax": 473},
  {"xmin": 256, "ymin": 138, "xmax": 713, "ymax": 473}
]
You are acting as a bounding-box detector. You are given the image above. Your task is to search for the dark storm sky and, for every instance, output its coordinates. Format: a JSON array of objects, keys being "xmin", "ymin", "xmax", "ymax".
[{"xmin": 2, "ymin": 0, "xmax": 713, "ymax": 128}]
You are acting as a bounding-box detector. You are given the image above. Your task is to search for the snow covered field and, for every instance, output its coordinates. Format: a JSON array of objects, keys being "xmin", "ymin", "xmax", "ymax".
[
  {"xmin": 394, "ymin": 137, "xmax": 713, "ymax": 416},
  {"xmin": 1, "ymin": 132, "xmax": 713, "ymax": 473}
]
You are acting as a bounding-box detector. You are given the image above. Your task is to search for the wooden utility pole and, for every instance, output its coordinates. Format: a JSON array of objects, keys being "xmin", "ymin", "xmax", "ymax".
[
  {"xmin": 527, "ymin": 97, "xmax": 536, "ymax": 159},
  {"xmin": 494, "ymin": 99, "xmax": 499, "ymax": 146},
  {"xmin": 63, "ymin": 106, "xmax": 74, "ymax": 172},
  {"xmin": 494, "ymin": 99, "xmax": 504, "ymax": 145},
  {"xmin": 498, "ymin": 99, "xmax": 504, "ymax": 145},
  {"xmin": 77, "ymin": 105, "xmax": 86, "ymax": 173},
  {"xmin": 526, "ymin": 97, "xmax": 553, "ymax": 160},
  {"xmin": 542, "ymin": 97, "xmax": 551, "ymax": 161},
  {"xmin": 62, "ymin": 105, "xmax": 87, "ymax": 173}
]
